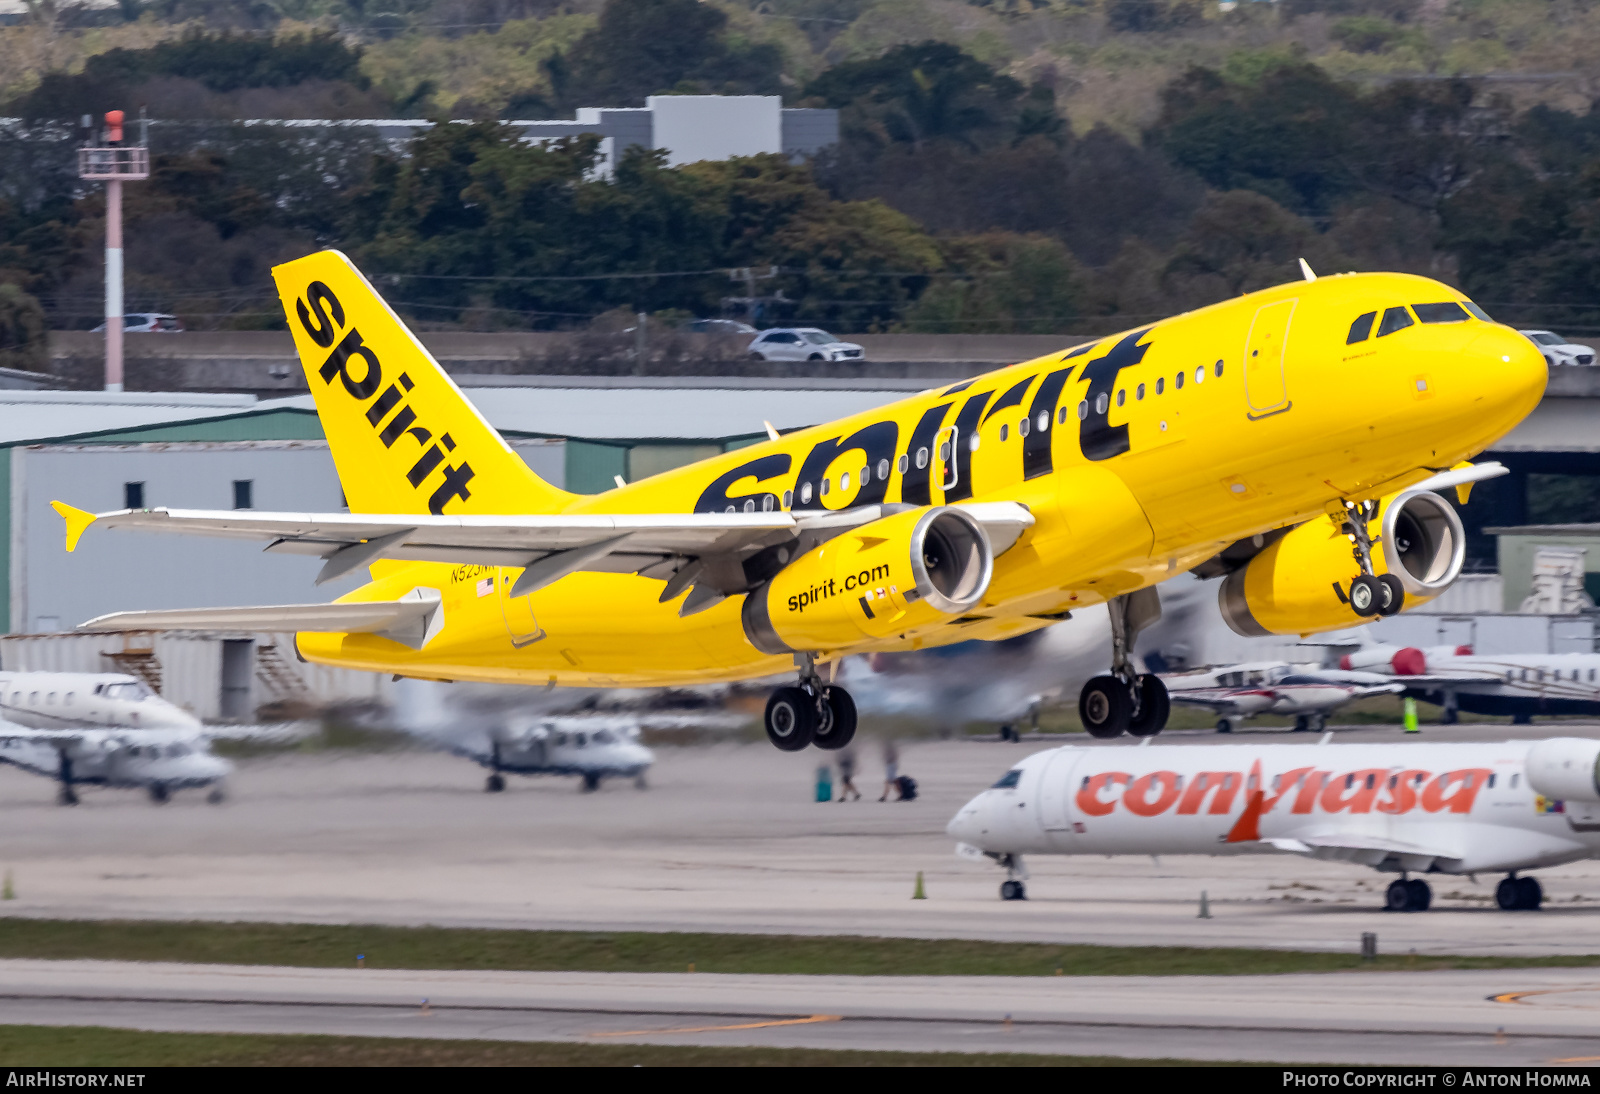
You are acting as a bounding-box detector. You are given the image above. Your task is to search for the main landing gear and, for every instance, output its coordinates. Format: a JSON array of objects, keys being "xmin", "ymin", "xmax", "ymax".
[
  {"xmin": 1339, "ymin": 499, "xmax": 1404, "ymax": 619},
  {"xmin": 55, "ymin": 750, "xmax": 77, "ymax": 807},
  {"xmin": 1385, "ymin": 877, "xmax": 1431, "ymax": 912},
  {"xmin": 1079, "ymin": 588, "xmax": 1171, "ymax": 740},
  {"xmin": 763, "ymin": 655, "xmax": 858, "ymax": 752},
  {"xmin": 1496, "ymin": 873, "xmax": 1543, "ymax": 911}
]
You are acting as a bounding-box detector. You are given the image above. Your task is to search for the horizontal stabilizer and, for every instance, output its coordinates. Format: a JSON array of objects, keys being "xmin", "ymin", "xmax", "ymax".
[{"xmin": 79, "ymin": 589, "xmax": 444, "ymax": 649}]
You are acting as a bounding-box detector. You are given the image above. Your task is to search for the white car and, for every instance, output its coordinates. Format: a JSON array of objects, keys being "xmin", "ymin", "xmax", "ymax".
[
  {"xmin": 748, "ymin": 327, "xmax": 864, "ymax": 362},
  {"xmin": 92, "ymin": 313, "xmax": 185, "ymax": 333},
  {"xmin": 1520, "ymin": 329, "xmax": 1594, "ymax": 365}
]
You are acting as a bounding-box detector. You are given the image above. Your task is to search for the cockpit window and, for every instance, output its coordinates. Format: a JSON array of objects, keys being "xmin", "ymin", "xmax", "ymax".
[
  {"xmin": 1462, "ymin": 301, "xmax": 1492, "ymax": 322},
  {"xmin": 1346, "ymin": 312, "xmax": 1377, "ymax": 344},
  {"xmin": 1376, "ymin": 307, "xmax": 1414, "ymax": 337},
  {"xmin": 991, "ymin": 769, "xmax": 1022, "ymax": 789},
  {"xmin": 1412, "ymin": 302, "xmax": 1469, "ymax": 324}
]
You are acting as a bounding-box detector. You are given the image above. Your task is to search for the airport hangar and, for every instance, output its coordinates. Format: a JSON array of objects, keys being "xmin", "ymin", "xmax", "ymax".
[{"xmin": 0, "ymin": 377, "xmax": 929, "ymax": 720}]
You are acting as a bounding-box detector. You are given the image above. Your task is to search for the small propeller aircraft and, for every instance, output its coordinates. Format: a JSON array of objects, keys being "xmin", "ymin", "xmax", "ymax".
[{"xmin": 0, "ymin": 723, "xmax": 231, "ymax": 805}]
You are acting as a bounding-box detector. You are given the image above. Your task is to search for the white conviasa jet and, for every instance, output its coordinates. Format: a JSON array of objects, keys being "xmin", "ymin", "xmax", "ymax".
[{"xmin": 946, "ymin": 737, "xmax": 1600, "ymax": 912}]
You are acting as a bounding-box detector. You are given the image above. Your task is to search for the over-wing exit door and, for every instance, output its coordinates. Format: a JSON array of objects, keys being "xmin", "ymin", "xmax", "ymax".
[{"xmin": 1244, "ymin": 299, "xmax": 1295, "ymax": 419}]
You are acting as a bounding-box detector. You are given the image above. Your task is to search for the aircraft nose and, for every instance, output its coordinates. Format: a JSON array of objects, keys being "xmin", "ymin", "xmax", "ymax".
[
  {"xmin": 946, "ymin": 792, "xmax": 989, "ymax": 841},
  {"xmin": 1468, "ymin": 324, "xmax": 1547, "ymax": 434}
]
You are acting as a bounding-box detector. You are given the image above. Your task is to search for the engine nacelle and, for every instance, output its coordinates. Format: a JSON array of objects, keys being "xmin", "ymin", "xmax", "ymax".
[
  {"xmin": 742, "ymin": 506, "xmax": 992, "ymax": 655},
  {"xmin": 1219, "ymin": 486, "xmax": 1466, "ymax": 637},
  {"xmin": 1526, "ymin": 737, "xmax": 1600, "ymax": 803}
]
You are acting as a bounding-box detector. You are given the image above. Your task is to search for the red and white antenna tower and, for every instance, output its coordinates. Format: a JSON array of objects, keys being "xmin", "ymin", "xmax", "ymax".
[{"xmin": 78, "ymin": 109, "xmax": 149, "ymax": 393}]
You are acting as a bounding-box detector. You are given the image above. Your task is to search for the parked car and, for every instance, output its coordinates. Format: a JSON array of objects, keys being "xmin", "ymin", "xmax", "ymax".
[
  {"xmin": 747, "ymin": 327, "xmax": 864, "ymax": 362},
  {"xmin": 91, "ymin": 313, "xmax": 185, "ymax": 332},
  {"xmin": 1520, "ymin": 329, "xmax": 1594, "ymax": 365},
  {"xmin": 680, "ymin": 318, "xmax": 758, "ymax": 335}
]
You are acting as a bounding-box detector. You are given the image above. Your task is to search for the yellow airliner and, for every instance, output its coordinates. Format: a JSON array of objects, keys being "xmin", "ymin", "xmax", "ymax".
[{"xmin": 53, "ymin": 251, "xmax": 1545, "ymax": 750}]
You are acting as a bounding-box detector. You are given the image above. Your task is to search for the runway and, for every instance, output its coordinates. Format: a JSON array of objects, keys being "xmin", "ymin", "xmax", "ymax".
[
  {"xmin": 5, "ymin": 958, "xmax": 1600, "ymax": 1063},
  {"xmin": 3, "ymin": 725, "xmax": 1600, "ymax": 956}
]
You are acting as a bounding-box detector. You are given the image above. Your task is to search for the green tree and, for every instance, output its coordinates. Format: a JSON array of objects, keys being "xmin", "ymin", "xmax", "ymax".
[
  {"xmin": 0, "ymin": 283, "xmax": 48, "ymax": 372},
  {"xmin": 901, "ymin": 232, "xmax": 1085, "ymax": 333}
]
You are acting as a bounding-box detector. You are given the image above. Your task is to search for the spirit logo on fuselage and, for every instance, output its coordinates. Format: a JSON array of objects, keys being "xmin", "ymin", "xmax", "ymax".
[
  {"xmin": 297, "ymin": 280, "xmax": 476, "ymax": 515},
  {"xmin": 692, "ymin": 330, "xmax": 1156, "ymax": 514}
]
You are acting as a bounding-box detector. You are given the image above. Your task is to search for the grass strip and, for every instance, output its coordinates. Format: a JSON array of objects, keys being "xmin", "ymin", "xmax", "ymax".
[
  {"xmin": 0, "ymin": 1024, "xmax": 1254, "ymax": 1067},
  {"xmin": 0, "ymin": 917, "xmax": 1596, "ymax": 976}
]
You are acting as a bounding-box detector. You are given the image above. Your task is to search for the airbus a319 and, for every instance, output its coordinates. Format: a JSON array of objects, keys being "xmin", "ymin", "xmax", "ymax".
[{"xmin": 51, "ymin": 252, "xmax": 1545, "ymax": 751}]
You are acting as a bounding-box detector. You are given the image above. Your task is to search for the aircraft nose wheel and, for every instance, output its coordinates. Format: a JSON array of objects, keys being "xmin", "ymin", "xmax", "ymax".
[
  {"xmin": 1496, "ymin": 875, "xmax": 1543, "ymax": 910},
  {"xmin": 1000, "ymin": 879, "xmax": 1027, "ymax": 901},
  {"xmin": 148, "ymin": 783, "xmax": 169, "ymax": 805},
  {"xmin": 485, "ymin": 773, "xmax": 506, "ymax": 793},
  {"xmin": 1349, "ymin": 574, "xmax": 1383, "ymax": 617},
  {"xmin": 764, "ymin": 686, "xmax": 817, "ymax": 751},
  {"xmin": 56, "ymin": 786, "xmax": 78, "ymax": 807}
]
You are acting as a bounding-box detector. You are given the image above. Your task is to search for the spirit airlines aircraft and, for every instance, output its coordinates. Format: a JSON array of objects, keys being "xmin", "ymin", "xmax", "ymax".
[
  {"xmin": 50, "ymin": 252, "xmax": 1546, "ymax": 750},
  {"xmin": 948, "ymin": 738, "xmax": 1600, "ymax": 912}
]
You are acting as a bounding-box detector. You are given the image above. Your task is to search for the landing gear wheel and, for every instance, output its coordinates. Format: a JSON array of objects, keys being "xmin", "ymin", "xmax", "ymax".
[
  {"xmin": 1385, "ymin": 879, "xmax": 1412, "ymax": 911},
  {"xmin": 57, "ymin": 785, "xmax": 78, "ymax": 807},
  {"xmin": 148, "ymin": 783, "xmax": 169, "ymax": 805},
  {"xmin": 206, "ymin": 786, "xmax": 227, "ymax": 805},
  {"xmin": 1127, "ymin": 674, "xmax": 1170, "ymax": 738},
  {"xmin": 1517, "ymin": 876, "xmax": 1543, "ymax": 910},
  {"xmin": 1000, "ymin": 879, "xmax": 1027, "ymax": 901},
  {"xmin": 812, "ymin": 687, "xmax": 857, "ymax": 751},
  {"xmin": 1079, "ymin": 675, "xmax": 1131, "ymax": 739},
  {"xmin": 1216, "ymin": 718, "xmax": 1235, "ymax": 734},
  {"xmin": 1294, "ymin": 715, "xmax": 1310, "ymax": 732},
  {"xmin": 1349, "ymin": 574, "xmax": 1383, "ymax": 617},
  {"xmin": 1406, "ymin": 878, "xmax": 1431, "ymax": 911},
  {"xmin": 1496, "ymin": 877, "xmax": 1520, "ymax": 910},
  {"xmin": 1377, "ymin": 574, "xmax": 1406, "ymax": 616},
  {"xmin": 764, "ymin": 686, "xmax": 817, "ymax": 751},
  {"xmin": 581, "ymin": 771, "xmax": 601, "ymax": 793},
  {"xmin": 485, "ymin": 773, "xmax": 506, "ymax": 793}
]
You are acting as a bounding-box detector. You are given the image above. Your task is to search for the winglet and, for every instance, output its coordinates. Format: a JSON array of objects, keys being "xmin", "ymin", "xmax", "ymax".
[
  {"xmin": 52, "ymin": 501, "xmax": 97, "ymax": 553},
  {"xmin": 1225, "ymin": 789, "xmax": 1265, "ymax": 843}
]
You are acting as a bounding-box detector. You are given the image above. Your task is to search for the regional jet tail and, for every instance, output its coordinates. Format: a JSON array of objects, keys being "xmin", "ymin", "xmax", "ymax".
[{"xmin": 951, "ymin": 737, "xmax": 1600, "ymax": 911}]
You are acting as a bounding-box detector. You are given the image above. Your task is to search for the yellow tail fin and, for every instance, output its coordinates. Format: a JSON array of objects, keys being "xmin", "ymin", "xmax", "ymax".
[{"xmin": 271, "ymin": 250, "xmax": 575, "ymax": 516}]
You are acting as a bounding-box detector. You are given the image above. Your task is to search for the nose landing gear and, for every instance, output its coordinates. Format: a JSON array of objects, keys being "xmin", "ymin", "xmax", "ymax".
[
  {"xmin": 762, "ymin": 655, "xmax": 857, "ymax": 752},
  {"xmin": 1340, "ymin": 500, "xmax": 1405, "ymax": 618},
  {"xmin": 1078, "ymin": 588, "xmax": 1170, "ymax": 739}
]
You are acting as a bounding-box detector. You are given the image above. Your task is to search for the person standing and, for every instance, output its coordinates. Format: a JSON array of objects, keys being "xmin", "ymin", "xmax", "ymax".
[
  {"xmin": 837, "ymin": 748, "xmax": 860, "ymax": 801},
  {"xmin": 879, "ymin": 739, "xmax": 900, "ymax": 802}
]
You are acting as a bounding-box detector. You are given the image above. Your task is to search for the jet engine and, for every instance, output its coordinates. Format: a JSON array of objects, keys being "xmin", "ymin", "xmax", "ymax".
[
  {"xmin": 1526, "ymin": 738, "xmax": 1600, "ymax": 803},
  {"xmin": 742, "ymin": 506, "xmax": 993, "ymax": 654},
  {"xmin": 1219, "ymin": 487, "xmax": 1466, "ymax": 637}
]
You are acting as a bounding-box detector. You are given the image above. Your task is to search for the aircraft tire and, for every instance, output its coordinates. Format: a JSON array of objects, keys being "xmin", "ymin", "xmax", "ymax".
[
  {"xmin": 813, "ymin": 687, "xmax": 858, "ymax": 751},
  {"xmin": 1000, "ymin": 880, "xmax": 1026, "ymax": 901},
  {"xmin": 1496, "ymin": 877, "xmax": 1526, "ymax": 910},
  {"xmin": 1349, "ymin": 575, "xmax": 1383, "ymax": 617},
  {"xmin": 1377, "ymin": 574, "xmax": 1406, "ymax": 616},
  {"xmin": 1127, "ymin": 675, "xmax": 1169, "ymax": 738},
  {"xmin": 1518, "ymin": 876, "xmax": 1543, "ymax": 910},
  {"xmin": 57, "ymin": 786, "xmax": 78, "ymax": 807},
  {"xmin": 486, "ymin": 774, "xmax": 506, "ymax": 793},
  {"xmin": 1216, "ymin": 718, "xmax": 1234, "ymax": 734},
  {"xmin": 1079, "ymin": 676, "xmax": 1130, "ymax": 739},
  {"xmin": 582, "ymin": 772, "xmax": 601, "ymax": 793},
  {"xmin": 1406, "ymin": 878, "xmax": 1431, "ymax": 911},
  {"xmin": 765, "ymin": 686, "xmax": 816, "ymax": 751},
  {"xmin": 206, "ymin": 786, "xmax": 227, "ymax": 805},
  {"xmin": 148, "ymin": 783, "xmax": 169, "ymax": 805},
  {"xmin": 1385, "ymin": 879, "xmax": 1412, "ymax": 911}
]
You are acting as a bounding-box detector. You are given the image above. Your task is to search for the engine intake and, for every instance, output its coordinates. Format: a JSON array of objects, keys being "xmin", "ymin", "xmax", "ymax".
[
  {"xmin": 1526, "ymin": 738, "xmax": 1600, "ymax": 803},
  {"xmin": 742, "ymin": 506, "xmax": 993, "ymax": 655},
  {"xmin": 1219, "ymin": 486, "xmax": 1467, "ymax": 637}
]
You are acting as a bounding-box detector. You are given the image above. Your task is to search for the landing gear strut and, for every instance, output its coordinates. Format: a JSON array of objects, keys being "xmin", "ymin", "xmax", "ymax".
[
  {"xmin": 1385, "ymin": 876, "xmax": 1431, "ymax": 912},
  {"xmin": 763, "ymin": 654, "xmax": 857, "ymax": 752},
  {"xmin": 485, "ymin": 742, "xmax": 506, "ymax": 792},
  {"xmin": 1496, "ymin": 873, "xmax": 1543, "ymax": 910},
  {"xmin": 1340, "ymin": 500, "xmax": 1404, "ymax": 618},
  {"xmin": 1079, "ymin": 588, "xmax": 1169, "ymax": 739}
]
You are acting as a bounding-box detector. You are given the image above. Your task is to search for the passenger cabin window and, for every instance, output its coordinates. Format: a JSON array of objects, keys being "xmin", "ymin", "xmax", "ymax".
[
  {"xmin": 1412, "ymin": 302, "xmax": 1470, "ymax": 324},
  {"xmin": 992, "ymin": 770, "xmax": 1022, "ymax": 789},
  {"xmin": 1376, "ymin": 307, "xmax": 1415, "ymax": 337},
  {"xmin": 1347, "ymin": 312, "xmax": 1377, "ymax": 344}
]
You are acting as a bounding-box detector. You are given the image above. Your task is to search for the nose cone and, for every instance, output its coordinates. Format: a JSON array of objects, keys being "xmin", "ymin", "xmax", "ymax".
[
  {"xmin": 946, "ymin": 791, "xmax": 990, "ymax": 843},
  {"xmin": 628, "ymin": 744, "xmax": 655, "ymax": 767},
  {"xmin": 1463, "ymin": 325, "xmax": 1547, "ymax": 447}
]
